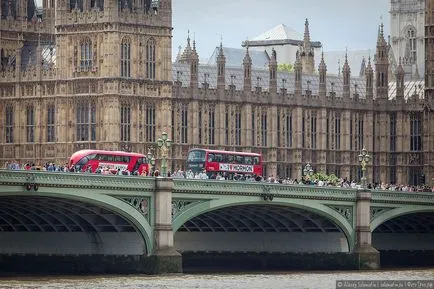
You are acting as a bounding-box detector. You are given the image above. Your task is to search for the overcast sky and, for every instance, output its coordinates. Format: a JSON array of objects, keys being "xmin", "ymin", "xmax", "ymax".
[
  {"xmin": 35, "ymin": 0, "xmax": 390, "ymax": 60},
  {"xmin": 173, "ymin": 0, "xmax": 390, "ymax": 60}
]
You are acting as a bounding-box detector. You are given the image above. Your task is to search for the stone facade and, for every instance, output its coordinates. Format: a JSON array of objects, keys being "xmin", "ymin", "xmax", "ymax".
[
  {"xmin": 390, "ymin": 0, "xmax": 425, "ymax": 77},
  {"xmin": 0, "ymin": 0, "xmax": 433, "ymax": 186}
]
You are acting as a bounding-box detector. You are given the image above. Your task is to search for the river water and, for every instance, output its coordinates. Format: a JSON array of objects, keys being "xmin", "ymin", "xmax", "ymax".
[{"xmin": 0, "ymin": 269, "xmax": 433, "ymax": 289}]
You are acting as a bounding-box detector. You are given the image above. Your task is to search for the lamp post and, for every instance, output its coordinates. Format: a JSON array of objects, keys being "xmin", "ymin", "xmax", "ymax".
[
  {"xmin": 358, "ymin": 147, "xmax": 370, "ymax": 189},
  {"xmin": 156, "ymin": 132, "xmax": 172, "ymax": 177},
  {"xmin": 303, "ymin": 163, "xmax": 313, "ymax": 177},
  {"xmin": 147, "ymin": 149, "xmax": 155, "ymax": 176}
]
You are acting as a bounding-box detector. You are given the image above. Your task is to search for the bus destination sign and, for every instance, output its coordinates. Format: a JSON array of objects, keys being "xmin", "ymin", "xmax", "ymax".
[{"xmin": 219, "ymin": 163, "xmax": 254, "ymax": 173}]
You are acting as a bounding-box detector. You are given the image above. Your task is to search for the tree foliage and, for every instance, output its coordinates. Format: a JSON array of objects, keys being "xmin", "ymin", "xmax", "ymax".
[
  {"xmin": 310, "ymin": 172, "xmax": 339, "ymax": 185},
  {"xmin": 277, "ymin": 63, "xmax": 294, "ymax": 73}
]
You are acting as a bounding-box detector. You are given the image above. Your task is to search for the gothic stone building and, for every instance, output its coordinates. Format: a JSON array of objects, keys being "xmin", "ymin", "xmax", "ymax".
[
  {"xmin": 0, "ymin": 0, "xmax": 433, "ymax": 185},
  {"xmin": 390, "ymin": 0, "xmax": 425, "ymax": 77}
]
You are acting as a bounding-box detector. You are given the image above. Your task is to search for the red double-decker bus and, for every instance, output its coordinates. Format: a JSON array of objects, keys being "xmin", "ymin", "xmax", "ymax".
[
  {"xmin": 186, "ymin": 148, "xmax": 263, "ymax": 177},
  {"xmin": 69, "ymin": 149, "xmax": 149, "ymax": 174}
]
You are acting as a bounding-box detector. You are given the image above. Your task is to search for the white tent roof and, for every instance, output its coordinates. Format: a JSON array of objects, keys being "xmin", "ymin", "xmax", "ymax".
[{"xmin": 251, "ymin": 24, "xmax": 303, "ymax": 41}]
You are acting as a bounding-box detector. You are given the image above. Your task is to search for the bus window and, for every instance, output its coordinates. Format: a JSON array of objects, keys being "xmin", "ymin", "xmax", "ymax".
[
  {"xmin": 221, "ymin": 154, "xmax": 228, "ymax": 163},
  {"xmin": 74, "ymin": 156, "xmax": 89, "ymax": 171},
  {"xmin": 236, "ymin": 155, "xmax": 243, "ymax": 164},
  {"xmin": 187, "ymin": 150, "xmax": 205, "ymax": 162},
  {"xmin": 215, "ymin": 154, "xmax": 223, "ymax": 162},
  {"xmin": 227, "ymin": 154, "xmax": 234, "ymax": 163},
  {"xmin": 253, "ymin": 157, "xmax": 259, "ymax": 165},
  {"xmin": 76, "ymin": 156, "xmax": 89, "ymax": 166},
  {"xmin": 87, "ymin": 154, "xmax": 97, "ymax": 160},
  {"xmin": 245, "ymin": 156, "xmax": 252, "ymax": 165},
  {"xmin": 208, "ymin": 153, "xmax": 215, "ymax": 162}
]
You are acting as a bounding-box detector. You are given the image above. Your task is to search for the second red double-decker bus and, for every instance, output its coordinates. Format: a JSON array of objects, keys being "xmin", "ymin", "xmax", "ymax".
[
  {"xmin": 69, "ymin": 149, "xmax": 149, "ymax": 174},
  {"xmin": 186, "ymin": 148, "xmax": 263, "ymax": 177}
]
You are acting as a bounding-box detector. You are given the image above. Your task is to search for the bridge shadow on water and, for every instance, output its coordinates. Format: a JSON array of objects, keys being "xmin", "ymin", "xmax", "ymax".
[{"xmin": 182, "ymin": 251, "xmax": 434, "ymax": 273}]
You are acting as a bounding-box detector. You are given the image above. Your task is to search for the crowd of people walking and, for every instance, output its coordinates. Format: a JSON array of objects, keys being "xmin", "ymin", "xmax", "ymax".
[{"xmin": 2, "ymin": 160, "xmax": 433, "ymax": 193}]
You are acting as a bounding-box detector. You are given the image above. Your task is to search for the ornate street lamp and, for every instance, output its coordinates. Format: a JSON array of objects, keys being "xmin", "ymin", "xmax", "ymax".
[
  {"xmin": 358, "ymin": 147, "xmax": 370, "ymax": 189},
  {"xmin": 156, "ymin": 132, "xmax": 172, "ymax": 177},
  {"xmin": 303, "ymin": 163, "xmax": 313, "ymax": 177},
  {"xmin": 147, "ymin": 149, "xmax": 155, "ymax": 176}
]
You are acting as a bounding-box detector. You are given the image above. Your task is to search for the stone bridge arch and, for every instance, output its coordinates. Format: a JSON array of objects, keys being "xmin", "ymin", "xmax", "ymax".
[
  {"xmin": 1, "ymin": 190, "xmax": 154, "ymax": 255},
  {"xmin": 172, "ymin": 198, "xmax": 355, "ymax": 250},
  {"xmin": 371, "ymin": 205, "xmax": 434, "ymax": 232}
]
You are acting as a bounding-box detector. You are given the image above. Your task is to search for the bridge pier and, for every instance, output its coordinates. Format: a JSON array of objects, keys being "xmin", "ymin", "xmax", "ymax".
[
  {"xmin": 150, "ymin": 177, "xmax": 182, "ymax": 274},
  {"xmin": 354, "ymin": 190, "xmax": 380, "ymax": 270}
]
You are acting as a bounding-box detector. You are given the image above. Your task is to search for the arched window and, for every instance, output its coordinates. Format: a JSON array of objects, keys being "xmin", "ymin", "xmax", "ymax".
[
  {"xmin": 70, "ymin": 0, "xmax": 84, "ymax": 11},
  {"xmin": 118, "ymin": 0, "xmax": 132, "ymax": 11},
  {"xmin": 90, "ymin": 0, "xmax": 104, "ymax": 10},
  {"xmin": 47, "ymin": 104, "xmax": 56, "ymax": 142},
  {"xmin": 406, "ymin": 27, "xmax": 417, "ymax": 64},
  {"xmin": 5, "ymin": 104, "xmax": 14, "ymax": 143},
  {"xmin": 120, "ymin": 104, "xmax": 131, "ymax": 142},
  {"xmin": 26, "ymin": 106, "xmax": 35, "ymax": 143},
  {"xmin": 80, "ymin": 38, "xmax": 92, "ymax": 70},
  {"xmin": 90, "ymin": 0, "xmax": 104, "ymax": 11},
  {"xmin": 1, "ymin": 0, "xmax": 17, "ymax": 19},
  {"xmin": 144, "ymin": 0, "xmax": 151, "ymax": 12},
  {"xmin": 76, "ymin": 100, "xmax": 96, "ymax": 141},
  {"xmin": 121, "ymin": 38, "xmax": 131, "ymax": 77},
  {"xmin": 146, "ymin": 39, "xmax": 156, "ymax": 79},
  {"xmin": 0, "ymin": 48, "xmax": 6, "ymax": 71}
]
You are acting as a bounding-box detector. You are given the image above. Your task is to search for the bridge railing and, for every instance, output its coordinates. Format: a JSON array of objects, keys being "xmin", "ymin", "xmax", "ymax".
[
  {"xmin": 370, "ymin": 189, "xmax": 434, "ymax": 205},
  {"xmin": 0, "ymin": 170, "xmax": 432, "ymax": 204},
  {"xmin": 0, "ymin": 169, "xmax": 156, "ymax": 192},
  {"xmin": 173, "ymin": 178, "xmax": 358, "ymax": 200}
]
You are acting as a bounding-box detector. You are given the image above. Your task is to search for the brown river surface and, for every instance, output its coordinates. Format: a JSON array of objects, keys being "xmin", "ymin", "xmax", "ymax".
[{"xmin": 0, "ymin": 269, "xmax": 433, "ymax": 289}]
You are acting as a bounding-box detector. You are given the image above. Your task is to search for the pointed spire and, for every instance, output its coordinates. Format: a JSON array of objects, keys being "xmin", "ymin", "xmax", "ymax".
[
  {"xmin": 380, "ymin": 22, "xmax": 384, "ymax": 39},
  {"xmin": 271, "ymin": 48, "xmax": 277, "ymax": 62},
  {"xmin": 191, "ymin": 35, "xmax": 199, "ymax": 60},
  {"xmin": 186, "ymin": 30, "xmax": 191, "ymax": 50},
  {"xmin": 243, "ymin": 43, "xmax": 251, "ymax": 64},
  {"xmin": 359, "ymin": 57, "xmax": 366, "ymax": 77},
  {"xmin": 343, "ymin": 48, "xmax": 350, "ymax": 71},
  {"xmin": 303, "ymin": 18, "xmax": 311, "ymax": 50},
  {"xmin": 395, "ymin": 57, "xmax": 405, "ymax": 99},
  {"xmin": 338, "ymin": 59, "xmax": 341, "ymax": 77},
  {"xmin": 218, "ymin": 40, "xmax": 224, "ymax": 57},
  {"xmin": 365, "ymin": 55, "xmax": 374, "ymax": 99},
  {"xmin": 178, "ymin": 30, "xmax": 194, "ymax": 63},
  {"xmin": 294, "ymin": 44, "xmax": 303, "ymax": 94},
  {"xmin": 217, "ymin": 37, "xmax": 226, "ymax": 89},
  {"xmin": 319, "ymin": 50, "xmax": 326, "ymax": 71},
  {"xmin": 296, "ymin": 44, "xmax": 301, "ymax": 60},
  {"xmin": 366, "ymin": 55, "xmax": 373, "ymax": 74},
  {"xmin": 377, "ymin": 22, "xmax": 387, "ymax": 47},
  {"xmin": 318, "ymin": 49, "xmax": 327, "ymax": 97}
]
